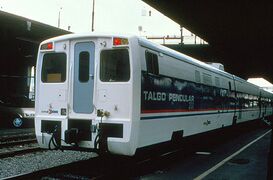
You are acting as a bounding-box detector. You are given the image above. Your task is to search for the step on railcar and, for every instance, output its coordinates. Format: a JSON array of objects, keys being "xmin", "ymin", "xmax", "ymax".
[{"xmin": 35, "ymin": 33, "xmax": 273, "ymax": 156}]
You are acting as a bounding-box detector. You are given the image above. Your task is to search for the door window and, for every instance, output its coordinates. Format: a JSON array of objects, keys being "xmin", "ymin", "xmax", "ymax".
[{"xmin": 79, "ymin": 51, "xmax": 90, "ymax": 82}]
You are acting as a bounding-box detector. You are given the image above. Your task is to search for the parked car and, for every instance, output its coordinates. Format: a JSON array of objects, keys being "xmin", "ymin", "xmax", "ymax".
[{"xmin": 0, "ymin": 95, "xmax": 35, "ymax": 128}]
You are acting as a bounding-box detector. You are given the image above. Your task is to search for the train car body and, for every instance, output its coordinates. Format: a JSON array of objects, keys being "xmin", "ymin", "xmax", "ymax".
[{"xmin": 35, "ymin": 33, "xmax": 273, "ymax": 156}]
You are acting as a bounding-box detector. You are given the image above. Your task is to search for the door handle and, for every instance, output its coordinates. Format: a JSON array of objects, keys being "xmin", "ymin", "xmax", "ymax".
[{"xmin": 89, "ymin": 74, "xmax": 94, "ymax": 79}]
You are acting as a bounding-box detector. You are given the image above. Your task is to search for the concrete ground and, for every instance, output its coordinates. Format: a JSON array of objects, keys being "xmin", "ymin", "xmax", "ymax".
[{"xmin": 138, "ymin": 125, "xmax": 272, "ymax": 180}]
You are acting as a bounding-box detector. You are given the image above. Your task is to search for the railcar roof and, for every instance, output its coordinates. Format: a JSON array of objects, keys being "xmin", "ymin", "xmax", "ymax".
[
  {"xmin": 40, "ymin": 32, "xmax": 264, "ymax": 90},
  {"xmin": 138, "ymin": 38, "xmax": 270, "ymax": 91},
  {"xmin": 40, "ymin": 33, "xmax": 248, "ymax": 81},
  {"xmin": 41, "ymin": 32, "xmax": 135, "ymax": 44},
  {"xmin": 138, "ymin": 37, "xmax": 234, "ymax": 78}
]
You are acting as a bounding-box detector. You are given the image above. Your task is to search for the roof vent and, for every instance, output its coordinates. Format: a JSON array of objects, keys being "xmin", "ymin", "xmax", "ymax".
[{"xmin": 206, "ymin": 62, "xmax": 225, "ymax": 71}]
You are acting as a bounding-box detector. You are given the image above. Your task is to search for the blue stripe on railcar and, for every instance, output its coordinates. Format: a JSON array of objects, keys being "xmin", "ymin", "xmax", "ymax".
[{"xmin": 141, "ymin": 71, "xmax": 238, "ymax": 115}]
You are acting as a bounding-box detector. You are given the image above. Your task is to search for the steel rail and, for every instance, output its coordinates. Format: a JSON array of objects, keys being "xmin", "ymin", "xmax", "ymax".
[
  {"xmin": 0, "ymin": 138, "xmax": 37, "ymax": 148},
  {"xmin": 0, "ymin": 146, "xmax": 42, "ymax": 159},
  {"xmin": 0, "ymin": 133, "xmax": 36, "ymax": 142}
]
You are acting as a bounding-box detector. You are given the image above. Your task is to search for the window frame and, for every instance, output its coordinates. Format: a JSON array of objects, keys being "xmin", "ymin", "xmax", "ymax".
[
  {"xmin": 202, "ymin": 73, "xmax": 212, "ymax": 85},
  {"xmin": 41, "ymin": 52, "xmax": 67, "ymax": 83},
  {"xmin": 145, "ymin": 50, "xmax": 159, "ymax": 75},
  {"xmin": 78, "ymin": 51, "xmax": 90, "ymax": 83},
  {"xmin": 195, "ymin": 70, "xmax": 201, "ymax": 83},
  {"xmin": 99, "ymin": 48, "xmax": 131, "ymax": 82}
]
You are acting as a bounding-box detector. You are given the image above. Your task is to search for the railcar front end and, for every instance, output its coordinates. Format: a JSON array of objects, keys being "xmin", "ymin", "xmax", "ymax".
[{"xmin": 35, "ymin": 34, "xmax": 138, "ymax": 156}]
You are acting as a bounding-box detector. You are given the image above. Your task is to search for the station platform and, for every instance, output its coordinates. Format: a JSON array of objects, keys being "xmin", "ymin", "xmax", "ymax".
[
  {"xmin": 139, "ymin": 125, "xmax": 272, "ymax": 180},
  {"xmin": 202, "ymin": 130, "xmax": 271, "ymax": 180}
]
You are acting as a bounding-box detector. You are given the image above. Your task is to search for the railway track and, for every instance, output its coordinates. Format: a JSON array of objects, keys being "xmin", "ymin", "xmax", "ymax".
[
  {"xmin": 0, "ymin": 132, "xmax": 36, "ymax": 145},
  {"xmin": 1, "ymin": 137, "xmax": 191, "ymax": 180},
  {"xmin": 4, "ymin": 157, "xmax": 104, "ymax": 180},
  {"xmin": 3, "ymin": 121, "xmax": 269, "ymax": 179},
  {"xmin": 0, "ymin": 128, "xmax": 35, "ymax": 140},
  {"xmin": 3, "ymin": 147, "xmax": 189, "ymax": 180},
  {"xmin": 0, "ymin": 146, "xmax": 42, "ymax": 159},
  {"xmin": 0, "ymin": 138, "xmax": 37, "ymax": 148},
  {"xmin": 0, "ymin": 132, "xmax": 42, "ymax": 159}
]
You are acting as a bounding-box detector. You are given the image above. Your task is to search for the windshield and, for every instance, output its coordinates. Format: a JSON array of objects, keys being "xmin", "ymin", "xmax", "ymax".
[{"xmin": 41, "ymin": 53, "xmax": 67, "ymax": 83}]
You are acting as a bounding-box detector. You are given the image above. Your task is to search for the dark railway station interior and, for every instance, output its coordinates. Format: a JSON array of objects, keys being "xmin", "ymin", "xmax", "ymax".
[
  {"xmin": 144, "ymin": 1, "xmax": 273, "ymax": 83},
  {"xmin": 0, "ymin": 11, "xmax": 69, "ymax": 98}
]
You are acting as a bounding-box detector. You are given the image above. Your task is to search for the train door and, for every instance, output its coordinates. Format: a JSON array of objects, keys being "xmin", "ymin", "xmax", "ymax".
[
  {"xmin": 231, "ymin": 78, "xmax": 240, "ymax": 124},
  {"xmin": 236, "ymin": 93, "xmax": 243, "ymax": 123},
  {"xmin": 260, "ymin": 92, "xmax": 266, "ymax": 119},
  {"xmin": 262, "ymin": 98, "xmax": 266, "ymax": 118},
  {"xmin": 72, "ymin": 42, "xmax": 95, "ymax": 114},
  {"xmin": 258, "ymin": 92, "xmax": 262, "ymax": 118}
]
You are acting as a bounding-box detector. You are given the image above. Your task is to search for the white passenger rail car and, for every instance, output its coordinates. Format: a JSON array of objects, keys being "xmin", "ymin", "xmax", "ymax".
[{"xmin": 35, "ymin": 33, "xmax": 273, "ymax": 156}]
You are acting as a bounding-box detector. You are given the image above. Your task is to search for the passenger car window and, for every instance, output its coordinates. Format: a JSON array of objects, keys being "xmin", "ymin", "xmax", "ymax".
[
  {"xmin": 100, "ymin": 49, "xmax": 130, "ymax": 82},
  {"xmin": 146, "ymin": 51, "xmax": 159, "ymax": 75},
  {"xmin": 41, "ymin": 53, "xmax": 66, "ymax": 83},
  {"xmin": 202, "ymin": 73, "xmax": 212, "ymax": 85},
  {"xmin": 195, "ymin": 70, "xmax": 201, "ymax": 83},
  {"xmin": 215, "ymin": 77, "xmax": 220, "ymax": 86}
]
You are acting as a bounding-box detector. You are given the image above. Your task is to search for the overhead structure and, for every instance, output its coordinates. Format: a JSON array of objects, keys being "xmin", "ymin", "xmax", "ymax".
[
  {"xmin": 143, "ymin": 1, "xmax": 273, "ymax": 82},
  {"xmin": 0, "ymin": 11, "xmax": 69, "ymax": 43},
  {"xmin": 0, "ymin": 11, "xmax": 70, "ymax": 97}
]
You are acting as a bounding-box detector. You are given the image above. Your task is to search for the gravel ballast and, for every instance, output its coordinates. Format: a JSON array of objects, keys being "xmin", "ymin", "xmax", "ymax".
[{"xmin": 0, "ymin": 150, "xmax": 96, "ymax": 179}]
